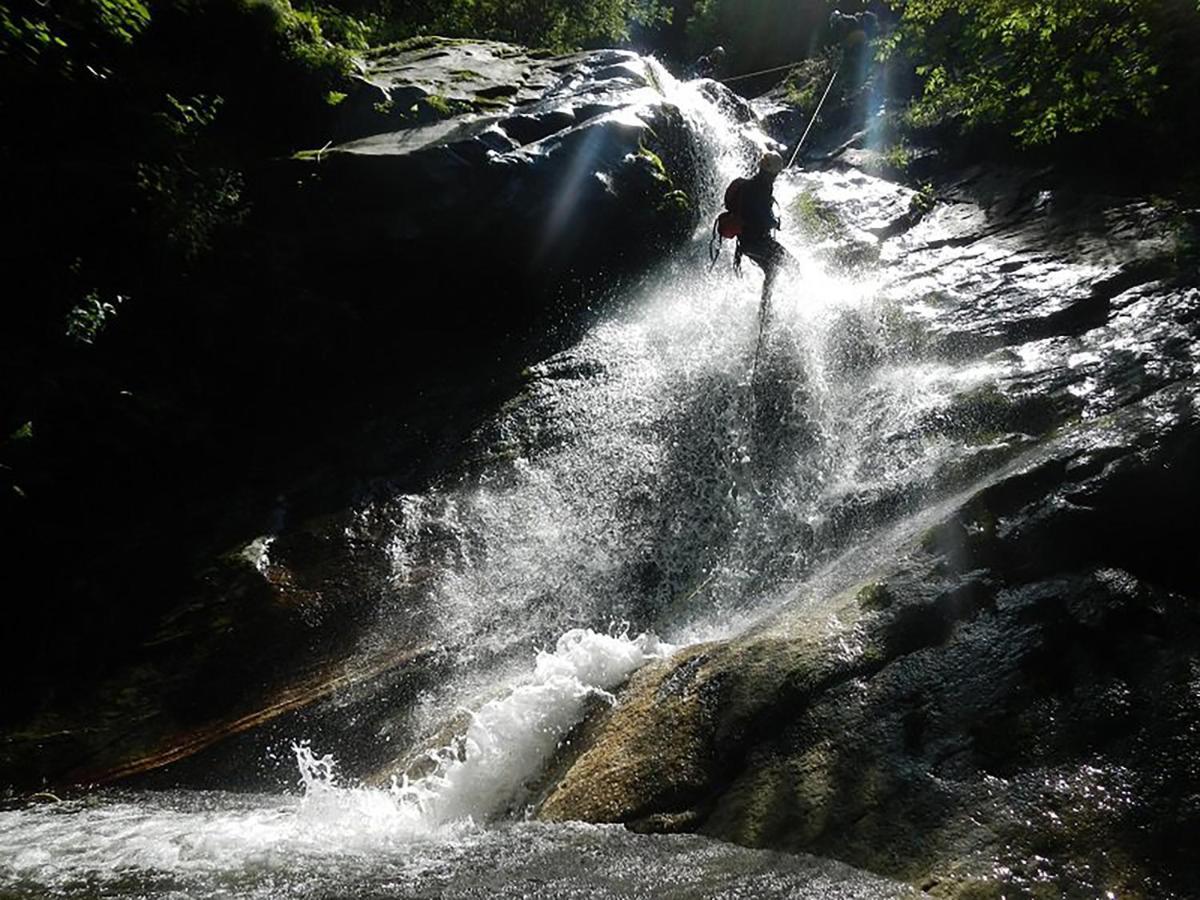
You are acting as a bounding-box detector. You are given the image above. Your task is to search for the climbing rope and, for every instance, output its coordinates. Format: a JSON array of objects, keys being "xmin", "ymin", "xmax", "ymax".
[
  {"xmin": 787, "ymin": 66, "xmax": 840, "ymax": 168},
  {"xmin": 750, "ymin": 295, "xmax": 771, "ymax": 389}
]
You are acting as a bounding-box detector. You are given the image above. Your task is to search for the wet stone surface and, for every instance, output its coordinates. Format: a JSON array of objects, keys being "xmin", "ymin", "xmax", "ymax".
[{"xmin": 536, "ymin": 161, "xmax": 1200, "ymax": 898}]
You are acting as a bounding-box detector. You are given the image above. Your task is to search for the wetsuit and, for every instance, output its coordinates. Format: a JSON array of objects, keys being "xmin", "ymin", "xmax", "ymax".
[{"xmin": 736, "ymin": 171, "xmax": 788, "ymax": 304}]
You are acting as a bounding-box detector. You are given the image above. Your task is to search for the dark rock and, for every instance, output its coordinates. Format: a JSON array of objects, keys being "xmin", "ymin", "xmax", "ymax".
[
  {"xmin": 268, "ymin": 40, "xmax": 732, "ymax": 338},
  {"xmin": 500, "ymin": 110, "xmax": 576, "ymax": 145}
]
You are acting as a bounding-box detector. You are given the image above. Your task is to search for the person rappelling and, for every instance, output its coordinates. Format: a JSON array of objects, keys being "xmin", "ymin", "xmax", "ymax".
[
  {"xmin": 691, "ymin": 45, "xmax": 727, "ymax": 79},
  {"xmin": 729, "ymin": 151, "xmax": 792, "ymax": 310},
  {"xmin": 706, "ymin": 8, "xmax": 882, "ymax": 397},
  {"xmin": 709, "ymin": 150, "xmax": 796, "ymax": 393},
  {"xmin": 708, "ymin": 6, "xmax": 882, "ymax": 306}
]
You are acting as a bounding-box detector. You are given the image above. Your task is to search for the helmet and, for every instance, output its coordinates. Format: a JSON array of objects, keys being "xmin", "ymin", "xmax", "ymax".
[
  {"xmin": 759, "ymin": 151, "xmax": 784, "ymax": 175},
  {"xmin": 710, "ymin": 45, "xmax": 726, "ymax": 60}
]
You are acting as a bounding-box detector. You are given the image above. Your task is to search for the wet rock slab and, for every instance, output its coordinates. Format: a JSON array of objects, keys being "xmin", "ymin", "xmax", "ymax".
[
  {"xmin": 538, "ymin": 380, "xmax": 1200, "ymax": 898},
  {"xmin": 536, "ymin": 164, "xmax": 1200, "ymax": 898}
]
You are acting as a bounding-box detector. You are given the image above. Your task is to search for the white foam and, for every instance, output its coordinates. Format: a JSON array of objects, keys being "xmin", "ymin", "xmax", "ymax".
[
  {"xmin": 290, "ymin": 628, "xmax": 672, "ymax": 835},
  {"xmin": 0, "ymin": 629, "xmax": 670, "ymax": 893},
  {"xmin": 386, "ymin": 627, "xmax": 672, "ymax": 826}
]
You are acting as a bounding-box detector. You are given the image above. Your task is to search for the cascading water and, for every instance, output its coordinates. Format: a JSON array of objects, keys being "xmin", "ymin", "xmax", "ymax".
[{"xmin": 0, "ymin": 60, "xmax": 1056, "ymax": 900}]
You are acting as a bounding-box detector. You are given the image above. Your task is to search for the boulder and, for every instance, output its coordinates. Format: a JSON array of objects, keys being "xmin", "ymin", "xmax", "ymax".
[{"xmin": 255, "ymin": 39, "xmax": 721, "ymax": 344}]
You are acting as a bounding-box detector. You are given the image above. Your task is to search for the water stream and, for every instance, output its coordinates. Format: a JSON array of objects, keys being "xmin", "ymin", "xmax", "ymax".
[{"xmin": 0, "ymin": 62, "xmax": 1112, "ymax": 899}]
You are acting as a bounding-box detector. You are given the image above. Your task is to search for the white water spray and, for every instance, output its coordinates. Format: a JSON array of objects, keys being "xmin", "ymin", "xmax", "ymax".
[{"xmin": 297, "ymin": 628, "xmax": 672, "ymax": 831}]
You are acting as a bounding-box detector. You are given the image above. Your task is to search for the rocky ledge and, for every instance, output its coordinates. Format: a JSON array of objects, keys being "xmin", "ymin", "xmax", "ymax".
[{"xmin": 259, "ymin": 38, "xmax": 720, "ymax": 334}]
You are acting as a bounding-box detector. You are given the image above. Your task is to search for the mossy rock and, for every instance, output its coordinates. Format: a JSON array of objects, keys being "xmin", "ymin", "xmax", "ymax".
[
  {"xmin": 856, "ymin": 581, "xmax": 893, "ymax": 611},
  {"xmin": 792, "ymin": 188, "xmax": 846, "ymax": 242}
]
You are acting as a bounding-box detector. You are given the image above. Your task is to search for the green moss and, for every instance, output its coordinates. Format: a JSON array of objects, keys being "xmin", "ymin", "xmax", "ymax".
[
  {"xmin": 791, "ymin": 189, "xmax": 845, "ymax": 241},
  {"xmin": 421, "ymin": 94, "xmax": 472, "ymax": 119},
  {"xmin": 857, "ymin": 581, "xmax": 894, "ymax": 612},
  {"xmin": 882, "ymin": 140, "xmax": 913, "ymax": 175},
  {"xmin": 659, "ymin": 189, "xmax": 690, "ymax": 210},
  {"xmin": 365, "ymin": 35, "xmax": 468, "ymax": 58},
  {"xmin": 644, "ymin": 60, "xmax": 664, "ymax": 94},
  {"xmin": 858, "ymin": 643, "xmax": 888, "ymax": 668},
  {"xmin": 472, "ymin": 94, "xmax": 511, "ymax": 111},
  {"xmin": 637, "ymin": 143, "xmax": 667, "ymax": 178},
  {"xmin": 449, "ymin": 68, "xmax": 484, "ymax": 82},
  {"xmin": 423, "ymin": 93, "xmax": 453, "ymax": 116}
]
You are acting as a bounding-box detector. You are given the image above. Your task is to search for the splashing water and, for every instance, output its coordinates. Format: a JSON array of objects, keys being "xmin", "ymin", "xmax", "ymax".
[
  {"xmin": 0, "ymin": 630, "xmax": 679, "ymax": 897},
  {"xmin": 294, "ymin": 628, "xmax": 671, "ymax": 830}
]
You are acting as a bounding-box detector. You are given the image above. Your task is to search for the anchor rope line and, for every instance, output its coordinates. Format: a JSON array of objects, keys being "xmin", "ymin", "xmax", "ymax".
[{"xmin": 720, "ymin": 61, "xmax": 803, "ymax": 84}]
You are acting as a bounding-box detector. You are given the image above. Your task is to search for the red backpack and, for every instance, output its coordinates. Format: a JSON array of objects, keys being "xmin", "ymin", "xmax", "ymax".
[
  {"xmin": 716, "ymin": 177, "xmax": 747, "ymax": 238},
  {"xmin": 710, "ymin": 177, "xmax": 748, "ymax": 266}
]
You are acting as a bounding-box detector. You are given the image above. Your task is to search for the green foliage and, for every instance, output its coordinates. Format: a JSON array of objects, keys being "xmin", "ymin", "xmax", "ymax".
[
  {"xmin": 364, "ymin": 0, "xmax": 670, "ymax": 52},
  {"xmin": 296, "ymin": 2, "xmax": 371, "ymax": 49},
  {"xmin": 783, "ymin": 53, "xmax": 838, "ymax": 112},
  {"xmin": 65, "ymin": 291, "xmax": 125, "ymax": 345},
  {"xmin": 882, "ymin": 139, "xmax": 914, "ymax": 174},
  {"xmin": 884, "ymin": 0, "xmax": 1175, "ymax": 146},
  {"xmin": 136, "ymin": 94, "xmax": 247, "ymax": 259},
  {"xmin": 909, "ymin": 182, "xmax": 937, "ymax": 216},
  {"xmin": 1, "ymin": 0, "xmax": 150, "ymax": 78}
]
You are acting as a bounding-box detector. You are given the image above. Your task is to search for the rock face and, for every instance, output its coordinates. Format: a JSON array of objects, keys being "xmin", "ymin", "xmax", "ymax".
[
  {"xmin": 264, "ymin": 39, "xmax": 707, "ymax": 335},
  {"xmin": 536, "ymin": 166, "xmax": 1200, "ymax": 898}
]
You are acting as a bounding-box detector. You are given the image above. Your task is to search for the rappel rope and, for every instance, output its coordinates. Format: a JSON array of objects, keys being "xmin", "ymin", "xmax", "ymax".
[
  {"xmin": 746, "ymin": 63, "xmax": 840, "ymax": 449},
  {"xmin": 787, "ymin": 65, "xmax": 840, "ymax": 169}
]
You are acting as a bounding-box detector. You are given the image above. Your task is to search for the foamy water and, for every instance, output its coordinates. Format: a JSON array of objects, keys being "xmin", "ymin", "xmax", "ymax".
[{"xmin": 0, "ymin": 629, "xmax": 674, "ymax": 893}]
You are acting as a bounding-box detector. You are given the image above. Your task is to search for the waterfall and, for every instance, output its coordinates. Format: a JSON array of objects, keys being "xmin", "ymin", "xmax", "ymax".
[
  {"xmin": 0, "ymin": 56, "xmax": 1030, "ymax": 900},
  {"xmin": 356, "ymin": 61, "xmax": 998, "ymax": 750}
]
